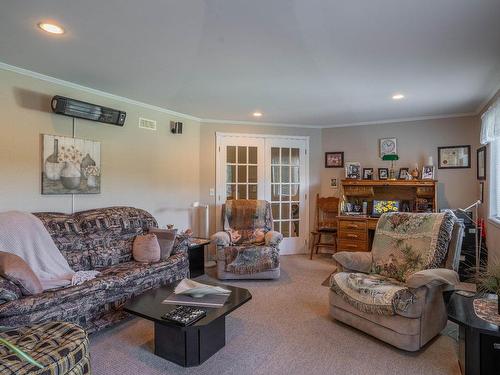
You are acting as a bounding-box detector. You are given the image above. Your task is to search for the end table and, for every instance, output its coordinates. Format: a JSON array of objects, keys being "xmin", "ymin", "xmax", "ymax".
[
  {"xmin": 447, "ymin": 292, "xmax": 500, "ymax": 375},
  {"xmin": 188, "ymin": 238, "xmax": 211, "ymax": 278}
]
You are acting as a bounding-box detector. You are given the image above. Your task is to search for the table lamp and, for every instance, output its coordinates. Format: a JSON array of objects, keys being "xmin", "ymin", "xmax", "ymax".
[{"xmin": 382, "ymin": 154, "xmax": 399, "ymax": 180}]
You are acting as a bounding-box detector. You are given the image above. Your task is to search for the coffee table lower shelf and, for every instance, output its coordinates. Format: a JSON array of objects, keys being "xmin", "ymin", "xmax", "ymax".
[{"xmin": 154, "ymin": 315, "xmax": 226, "ymax": 367}]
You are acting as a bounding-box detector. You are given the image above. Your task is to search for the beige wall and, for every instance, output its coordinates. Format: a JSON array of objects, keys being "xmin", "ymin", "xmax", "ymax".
[
  {"xmin": 199, "ymin": 123, "xmax": 322, "ymax": 241},
  {"xmin": 0, "ymin": 68, "xmax": 200, "ymax": 228},
  {"xmin": 321, "ymin": 117, "xmax": 481, "ymax": 211}
]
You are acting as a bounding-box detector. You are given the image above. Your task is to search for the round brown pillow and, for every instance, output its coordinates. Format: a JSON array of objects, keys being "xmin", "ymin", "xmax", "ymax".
[
  {"xmin": 0, "ymin": 251, "xmax": 43, "ymax": 295},
  {"xmin": 133, "ymin": 234, "xmax": 161, "ymax": 263}
]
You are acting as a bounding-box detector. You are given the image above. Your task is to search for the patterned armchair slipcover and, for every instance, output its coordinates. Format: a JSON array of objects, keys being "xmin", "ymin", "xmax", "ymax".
[
  {"xmin": 329, "ymin": 211, "xmax": 464, "ymax": 351},
  {"xmin": 211, "ymin": 200, "xmax": 282, "ymax": 280}
]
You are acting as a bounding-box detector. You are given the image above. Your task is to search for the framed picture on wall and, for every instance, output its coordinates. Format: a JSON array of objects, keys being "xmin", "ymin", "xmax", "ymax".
[
  {"xmin": 325, "ymin": 152, "xmax": 344, "ymax": 168},
  {"xmin": 42, "ymin": 134, "xmax": 101, "ymax": 195},
  {"xmin": 330, "ymin": 178, "xmax": 338, "ymax": 189},
  {"xmin": 438, "ymin": 145, "xmax": 471, "ymax": 169},
  {"xmin": 477, "ymin": 146, "xmax": 487, "ymax": 180},
  {"xmin": 479, "ymin": 182, "xmax": 484, "ymax": 203}
]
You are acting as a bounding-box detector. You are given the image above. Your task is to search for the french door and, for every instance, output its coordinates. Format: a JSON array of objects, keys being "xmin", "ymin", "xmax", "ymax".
[{"xmin": 216, "ymin": 133, "xmax": 309, "ymax": 254}]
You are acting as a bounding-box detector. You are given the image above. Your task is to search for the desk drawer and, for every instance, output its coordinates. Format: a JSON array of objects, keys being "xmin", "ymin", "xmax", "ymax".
[
  {"xmin": 338, "ymin": 239, "xmax": 369, "ymax": 252},
  {"xmin": 339, "ymin": 230, "xmax": 367, "ymax": 241},
  {"xmin": 339, "ymin": 220, "xmax": 367, "ymax": 231}
]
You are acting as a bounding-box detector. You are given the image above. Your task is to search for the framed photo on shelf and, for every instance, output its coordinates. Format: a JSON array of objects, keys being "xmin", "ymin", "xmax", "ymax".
[
  {"xmin": 438, "ymin": 145, "xmax": 471, "ymax": 169},
  {"xmin": 379, "ymin": 138, "xmax": 397, "ymax": 158},
  {"xmin": 422, "ymin": 165, "xmax": 435, "ymax": 179},
  {"xmin": 398, "ymin": 168, "xmax": 409, "ymax": 180},
  {"xmin": 477, "ymin": 146, "xmax": 486, "ymax": 180},
  {"xmin": 345, "ymin": 162, "xmax": 361, "ymax": 179},
  {"xmin": 325, "ymin": 152, "xmax": 344, "ymax": 168},
  {"xmin": 362, "ymin": 168, "xmax": 374, "ymax": 180},
  {"xmin": 378, "ymin": 168, "xmax": 389, "ymax": 180}
]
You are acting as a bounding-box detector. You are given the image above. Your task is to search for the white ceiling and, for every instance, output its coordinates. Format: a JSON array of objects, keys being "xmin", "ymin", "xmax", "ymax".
[{"xmin": 1, "ymin": 0, "xmax": 499, "ymax": 126}]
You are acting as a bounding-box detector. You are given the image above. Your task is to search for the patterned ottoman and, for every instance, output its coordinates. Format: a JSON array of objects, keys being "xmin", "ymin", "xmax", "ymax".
[{"xmin": 0, "ymin": 321, "xmax": 90, "ymax": 375}]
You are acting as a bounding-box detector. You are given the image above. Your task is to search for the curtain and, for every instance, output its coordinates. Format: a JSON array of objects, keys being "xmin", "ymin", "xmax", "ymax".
[{"xmin": 480, "ymin": 97, "xmax": 500, "ymax": 144}]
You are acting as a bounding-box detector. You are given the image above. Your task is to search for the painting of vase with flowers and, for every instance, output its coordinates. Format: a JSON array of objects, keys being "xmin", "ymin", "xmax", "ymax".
[{"xmin": 42, "ymin": 134, "xmax": 101, "ymax": 194}]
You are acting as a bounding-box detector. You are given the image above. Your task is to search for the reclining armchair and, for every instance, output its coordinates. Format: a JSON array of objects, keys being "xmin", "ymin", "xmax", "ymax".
[
  {"xmin": 211, "ymin": 200, "xmax": 283, "ymax": 280},
  {"xmin": 329, "ymin": 211, "xmax": 464, "ymax": 351}
]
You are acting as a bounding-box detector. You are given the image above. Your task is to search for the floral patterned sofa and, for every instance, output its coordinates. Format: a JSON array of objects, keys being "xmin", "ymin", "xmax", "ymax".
[
  {"xmin": 0, "ymin": 207, "xmax": 189, "ymax": 333},
  {"xmin": 329, "ymin": 211, "xmax": 464, "ymax": 351}
]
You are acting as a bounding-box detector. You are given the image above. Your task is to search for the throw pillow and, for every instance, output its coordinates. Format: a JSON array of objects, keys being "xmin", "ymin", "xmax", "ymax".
[
  {"xmin": 250, "ymin": 228, "xmax": 266, "ymax": 244},
  {"xmin": 0, "ymin": 251, "xmax": 43, "ymax": 295},
  {"xmin": 133, "ymin": 234, "xmax": 161, "ymax": 263},
  {"xmin": 148, "ymin": 228, "xmax": 178, "ymax": 259}
]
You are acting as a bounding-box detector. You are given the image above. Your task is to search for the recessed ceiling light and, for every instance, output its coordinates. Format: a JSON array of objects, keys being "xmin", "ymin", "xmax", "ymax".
[
  {"xmin": 392, "ymin": 94, "xmax": 405, "ymax": 100},
  {"xmin": 38, "ymin": 22, "xmax": 65, "ymax": 35},
  {"xmin": 253, "ymin": 112, "xmax": 263, "ymax": 117}
]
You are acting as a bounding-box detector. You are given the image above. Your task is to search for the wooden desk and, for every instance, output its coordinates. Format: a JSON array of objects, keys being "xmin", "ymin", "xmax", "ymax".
[{"xmin": 337, "ymin": 215, "xmax": 378, "ymax": 252}]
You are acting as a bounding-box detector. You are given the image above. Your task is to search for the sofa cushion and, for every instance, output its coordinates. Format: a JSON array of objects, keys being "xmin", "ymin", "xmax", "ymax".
[
  {"xmin": 330, "ymin": 272, "xmax": 415, "ymax": 315},
  {"xmin": 34, "ymin": 207, "xmax": 158, "ymax": 271},
  {"xmin": 371, "ymin": 212, "xmax": 456, "ymax": 282},
  {"xmin": 0, "ymin": 252, "xmax": 43, "ymax": 295}
]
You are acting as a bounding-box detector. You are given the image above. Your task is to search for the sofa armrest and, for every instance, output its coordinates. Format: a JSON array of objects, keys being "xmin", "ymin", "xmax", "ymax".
[
  {"xmin": 211, "ymin": 231, "xmax": 231, "ymax": 247},
  {"xmin": 265, "ymin": 231, "xmax": 283, "ymax": 247},
  {"xmin": 332, "ymin": 251, "xmax": 373, "ymax": 273},
  {"xmin": 405, "ymin": 268, "xmax": 459, "ymax": 290}
]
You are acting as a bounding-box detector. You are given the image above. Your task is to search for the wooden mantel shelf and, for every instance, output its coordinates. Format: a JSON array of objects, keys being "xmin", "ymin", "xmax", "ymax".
[{"xmin": 341, "ymin": 179, "xmax": 437, "ymax": 187}]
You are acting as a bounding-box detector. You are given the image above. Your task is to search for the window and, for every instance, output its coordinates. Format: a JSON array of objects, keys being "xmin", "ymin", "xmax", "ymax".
[
  {"xmin": 491, "ymin": 137, "xmax": 500, "ymax": 220},
  {"xmin": 481, "ymin": 97, "xmax": 500, "ymax": 222}
]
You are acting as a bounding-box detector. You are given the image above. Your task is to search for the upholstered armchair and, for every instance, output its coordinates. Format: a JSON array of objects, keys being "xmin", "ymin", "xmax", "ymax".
[
  {"xmin": 211, "ymin": 200, "xmax": 283, "ymax": 280},
  {"xmin": 329, "ymin": 211, "xmax": 464, "ymax": 351}
]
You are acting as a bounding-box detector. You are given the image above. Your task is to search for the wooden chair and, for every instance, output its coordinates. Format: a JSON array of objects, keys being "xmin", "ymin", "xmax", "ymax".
[{"xmin": 310, "ymin": 194, "xmax": 339, "ymax": 259}]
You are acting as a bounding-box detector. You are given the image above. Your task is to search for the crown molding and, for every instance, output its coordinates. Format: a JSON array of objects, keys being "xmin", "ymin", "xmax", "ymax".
[
  {"xmin": 0, "ymin": 61, "xmax": 202, "ymax": 122},
  {"xmin": 200, "ymin": 118, "xmax": 323, "ymax": 129},
  {"xmin": 0, "ymin": 61, "xmax": 482, "ymax": 129},
  {"xmin": 475, "ymin": 85, "xmax": 500, "ymax": 116},
  {"xmin": 320, "ymin": 112, "xmax": 477, "ymax": 129}
]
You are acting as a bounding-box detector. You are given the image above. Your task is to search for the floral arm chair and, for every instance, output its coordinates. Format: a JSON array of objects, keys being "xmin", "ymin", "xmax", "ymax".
[
  {"xmin": 329, "ymin": 211, "xmax": 464, "ymax": 351},
  {"xmin": 211, "ymin": 200, "xmax": 283, "ymax": 280}
]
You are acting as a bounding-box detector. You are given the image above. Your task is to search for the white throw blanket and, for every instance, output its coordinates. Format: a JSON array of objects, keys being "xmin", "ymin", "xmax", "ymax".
[{"xmin": 0, "ymin": 211, "xmax": 98, "ymax": 290}]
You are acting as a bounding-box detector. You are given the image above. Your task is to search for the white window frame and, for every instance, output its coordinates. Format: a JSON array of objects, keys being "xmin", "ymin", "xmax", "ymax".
[{"xmin": 489, "ymin": 137, "xmax": 500, "ymax": 227}]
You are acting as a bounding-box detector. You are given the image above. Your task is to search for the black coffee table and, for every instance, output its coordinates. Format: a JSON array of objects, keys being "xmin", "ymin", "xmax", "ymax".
[
  {"xmin": 447, "ymin": 292, "xmax": 500, "ymax": 375},
  {"xmin": 124, "ymin": 278, "xmax": 252, "ymax": 367}
]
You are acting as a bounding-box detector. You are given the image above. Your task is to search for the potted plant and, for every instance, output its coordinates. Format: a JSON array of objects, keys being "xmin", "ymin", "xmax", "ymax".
[
  {"xmin": 475, "ymin": 261, "xmax": 500, "ymax": 314},
  {"xmin": 0, "ymin": 327, "xmax": 43, "ymax": 369}
]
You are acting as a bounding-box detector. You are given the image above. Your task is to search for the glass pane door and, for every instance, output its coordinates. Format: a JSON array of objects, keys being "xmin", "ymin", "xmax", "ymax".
[
  {"xmin": 266, "ymin": 139, "xmax": 308, "ymax": 255},
  {"xmin": 226, "ymin": 146, "xmax": 258, "ymax": 200}
]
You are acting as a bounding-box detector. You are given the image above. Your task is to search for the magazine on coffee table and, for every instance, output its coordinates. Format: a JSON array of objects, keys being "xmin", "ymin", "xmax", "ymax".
[{"xmin": 162, "ymin": 279, "xmax": 232, "ymax": 308}]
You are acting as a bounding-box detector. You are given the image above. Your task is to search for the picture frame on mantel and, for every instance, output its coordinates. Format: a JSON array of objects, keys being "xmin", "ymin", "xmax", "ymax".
[
  {"xmin": 437, "ymin": 145, "xmax": 471, "ymax": 169},
  {"xmin": 477, "ymin": 146, "xmax": 487, "ymax": 180}
]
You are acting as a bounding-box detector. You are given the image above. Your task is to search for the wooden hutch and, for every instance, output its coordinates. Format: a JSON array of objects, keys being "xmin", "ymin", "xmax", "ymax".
[{"xmin": 337, "ymin": 179, "xmax": 437, "ymax": 252}]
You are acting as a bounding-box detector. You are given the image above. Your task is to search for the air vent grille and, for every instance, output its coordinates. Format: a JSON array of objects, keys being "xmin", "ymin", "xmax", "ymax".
[{"xmin": 138, "ymin": 117, "xmax": 157, "ymax": 131}]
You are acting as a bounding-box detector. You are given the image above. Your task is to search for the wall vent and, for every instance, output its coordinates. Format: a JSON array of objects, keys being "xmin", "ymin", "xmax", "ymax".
[{"xmin": 138, "ymin": 117, "xmax": 157, "ymax": 131}]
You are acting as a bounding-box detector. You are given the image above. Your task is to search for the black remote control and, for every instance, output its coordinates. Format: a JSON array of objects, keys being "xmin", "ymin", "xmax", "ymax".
[{"xmin": 161, "ymin": 306, "xmax": 206, "ymax": 326}]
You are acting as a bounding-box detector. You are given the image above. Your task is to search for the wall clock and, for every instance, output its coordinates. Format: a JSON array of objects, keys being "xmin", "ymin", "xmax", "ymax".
[{"xmin": 379, "ymin": 138, "xmax": 397, "ymax": 158}]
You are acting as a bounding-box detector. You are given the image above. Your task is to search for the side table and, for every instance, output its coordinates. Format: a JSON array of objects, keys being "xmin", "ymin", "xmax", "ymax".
[
  {"xmin": 447, "ymin": 292, "xmax": 500, "ymax": 375},
  {"xmin": 188, "ymin": 238, "xmax": 211, "ymax": 278}
]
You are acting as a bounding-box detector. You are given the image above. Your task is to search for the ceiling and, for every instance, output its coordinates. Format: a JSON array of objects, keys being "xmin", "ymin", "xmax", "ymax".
[{"xmin": 1, "ymin": 0, "xmax": 499, "ymax": 127}]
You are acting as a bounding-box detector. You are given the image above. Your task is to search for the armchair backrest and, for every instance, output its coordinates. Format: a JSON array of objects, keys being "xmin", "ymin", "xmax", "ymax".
[
  {"xmin": 371, "ymin": 211, "xmax": 458, "ymax": 282},
  {"xmin": 222, "ymin": 199, "xmax": 273, "ymax": 232}
]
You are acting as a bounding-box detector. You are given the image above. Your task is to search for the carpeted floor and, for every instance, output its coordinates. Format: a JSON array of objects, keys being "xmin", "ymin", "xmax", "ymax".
[{"xmin": 90, "ymin": 255, "xmax": 461, "ymax": 375}]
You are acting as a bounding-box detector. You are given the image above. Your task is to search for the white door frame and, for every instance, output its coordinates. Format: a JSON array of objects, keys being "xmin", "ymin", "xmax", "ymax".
[{"xmin": 215, "ymin": 132, "xmax": 310, "ymax": 254}]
